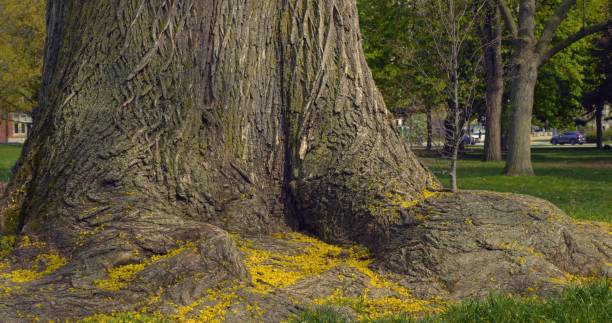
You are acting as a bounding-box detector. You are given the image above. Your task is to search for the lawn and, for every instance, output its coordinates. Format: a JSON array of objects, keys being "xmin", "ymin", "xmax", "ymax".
[
  {"xmin": 0, "ymin": 144, "xmax": 22, "ymax": 182},
  {"xmin": 418, "ymin": 146, "xmax": 612, "ymax": 222},
  {"xmin": 292, "ymin": 279, "xmax": 611, "ymax": 323}
]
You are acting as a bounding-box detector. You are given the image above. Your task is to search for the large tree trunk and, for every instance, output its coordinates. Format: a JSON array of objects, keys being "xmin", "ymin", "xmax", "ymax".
[
  {"xmin": 0, "ymin": 1, "xmax": 609, "ymax": 321},
  {"xmin": 2, "ymin": 0, "xmax": 431, "ymax": 248},
  {"xmin": 482, "ymin": 1, "xmax": 503, "ymax": 162},
  {"xmin": 0, "ymin": 0, "xmax": 430, "ymax": 318}
]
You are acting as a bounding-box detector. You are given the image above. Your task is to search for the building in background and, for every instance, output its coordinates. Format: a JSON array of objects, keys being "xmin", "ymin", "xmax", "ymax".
[{"xmin": 0, "ymin": 112, "xmax": 32, "ymax": 144}]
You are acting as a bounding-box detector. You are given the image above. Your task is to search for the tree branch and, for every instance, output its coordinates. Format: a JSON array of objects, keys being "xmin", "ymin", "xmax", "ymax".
[
  {"xmin": 539, "ymin": 21, "xmax": 611, "ymax": 66},
  {"xmin": 497, "ymin": 0, "xmax": 517, "ymax": 38},
  {"xmin": 574, "ymin": 115, "xmax": 595, "ymax": 126},
  {"xmin": 535, "ymin": 0, "xmax": 576, "ymax": 55}
]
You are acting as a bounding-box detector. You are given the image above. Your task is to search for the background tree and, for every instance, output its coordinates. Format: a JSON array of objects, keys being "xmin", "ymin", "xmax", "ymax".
[
  {"xmin": 479, "ymin": 0, "xmax": 505, "ymax": 161},
  {"xmin": 533, "ymin": 0, "xmax": 610, "ymax": 129},
  {"xmin": 358, "ymin": 0, "xmax": 446, "ymax": 151},
  {"xmin": 359, "ymin": 0, "xmax": 486, "ymax": 189},
  {"xmin": 414, "ymin": 0, "xmax": 485, "ymax": 191},
  {"xmin": 580, "ymin": 25, "xmax": 612, "ymax": 149},
  {"xmin": 0, "ymin": 0, "xmax": 45, "ymax": 114},
  {"xmin": 358, "ymin": 0, "xmax": 413, "ymax": 110},
  {"xmin": 499, "ymin": 0, "xmax": 611, "ymax": 176}
]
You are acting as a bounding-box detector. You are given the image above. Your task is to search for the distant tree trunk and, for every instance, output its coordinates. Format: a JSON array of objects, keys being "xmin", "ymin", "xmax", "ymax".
[
  {"xmin": 443, "ymin": 103, "xmax": 456, "ymax": 156},
  {"xmin": 481, "ymin": 1, "xmax": 503, "ymax": 162},
  {"xmin": 505, "ymin": 58, "xmax": 538, "ymax": 176},
  {"xmin": 596, "ymin": 104, "xmax": 604, "ymax": 149},
  {"xmin": 502, "ymin": 0, "xmax": 537, "ymax": 176},
  {"xmin": 426, "ymin": 107, "xmax": 433, "ymax": 150},
  {"xmin": 450, "ymin": 143, "xmax": 459, "ymax": 192}
]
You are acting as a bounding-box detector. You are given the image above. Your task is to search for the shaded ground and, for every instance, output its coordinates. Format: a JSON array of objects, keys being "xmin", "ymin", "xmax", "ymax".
[{"xmin": 417, "ymin": 147, "xmax": 612, "ymax": 222}]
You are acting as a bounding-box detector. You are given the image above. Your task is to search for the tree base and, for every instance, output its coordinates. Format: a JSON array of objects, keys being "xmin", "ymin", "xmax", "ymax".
[
  {"xmin": 0, "ymin": 192, "xmax": 609, "ymax": 321},
  {"xmin": 504, "ymin": 166, "xmax": 536, "ymax": 177},
  {"xmin": 483, "ymin": 154, "xmax": 503, "ymax": 162}
]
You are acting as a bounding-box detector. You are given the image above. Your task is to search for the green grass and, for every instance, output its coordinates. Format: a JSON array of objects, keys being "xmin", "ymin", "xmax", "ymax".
[
  {"xmin": 0, "ymin": 144, "xmax": 21, "ymax": 182},
  {"xmin": 292, "ymin": 280, "xmax": 612, "ymax": 323},
  {"xmin": 419, "ymin": 147, "xmax": 612, "ymax": 222}
]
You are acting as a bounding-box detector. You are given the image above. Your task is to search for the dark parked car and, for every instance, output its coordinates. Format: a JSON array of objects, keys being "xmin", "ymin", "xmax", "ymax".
[{"xmin": 551, "ymin": 131, "xmax": 586, "ymax": 145}]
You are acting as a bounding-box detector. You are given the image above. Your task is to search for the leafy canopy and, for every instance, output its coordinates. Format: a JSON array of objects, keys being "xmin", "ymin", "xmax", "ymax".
[{"xmin": 0, "ymin": 0, "xmax": 45, "ymax": 114}]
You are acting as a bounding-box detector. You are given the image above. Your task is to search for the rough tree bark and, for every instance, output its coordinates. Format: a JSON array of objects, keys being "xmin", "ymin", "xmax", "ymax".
[
  {"xmin": 2, "ymin": 0, "xmax": 432, "ymax": 249},
  {"xmin": 0, "ymin": 0, "xmax": 609, "ymax": 321},
  {"xmin": 499, "ymin": 0, "xmax": 611, "ymax": 176},
  {"xmin": 481, "ymin": 1, "xmax": 503, "ymax": 162}
]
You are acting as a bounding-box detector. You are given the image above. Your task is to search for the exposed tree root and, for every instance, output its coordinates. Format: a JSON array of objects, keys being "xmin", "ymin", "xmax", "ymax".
[{"xmin": 0, "ymin": 191, "xmax": 609, "ymax": 322}]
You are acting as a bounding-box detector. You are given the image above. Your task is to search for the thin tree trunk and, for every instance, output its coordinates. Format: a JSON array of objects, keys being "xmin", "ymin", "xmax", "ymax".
[
  {"xmin": 443, "ymin": 104, "xmax": 455, "ymax": 156},
  {"xmin": 596, "ymin": 104, "xmax": 604, "ymax": 149},
  {"xmin": 450, "ymin": 143, "xmax": 459, "ymax": 192},
  {"xmin": 426, "ymin": 107, "xmax": 433, "ymax": 150},
  {"xmin": 449, "ymin": 48, "xmax": 461, "ymax": 191},
  {"xmin": 482, "ymin": 1, "xmax": 503, "ymax": 162}
]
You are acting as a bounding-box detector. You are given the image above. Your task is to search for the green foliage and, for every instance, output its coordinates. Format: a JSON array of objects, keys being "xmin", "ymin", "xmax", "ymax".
[
  {"xmin": 357, "ymin": 0, "xmax": 447, "ymax": 111},
  {"xmin": 583, "ymin": 23, "xmax": 612, "ymax": 109},
  {"xmin": 358, "ymin": 0, "xmax": 609, "ymax": 127},
  {"xmin": 0, "ymin": 0, "xmax": 45, "ymax": 114},
  {"xmin": 533, "ymin": 0, "xmax": 609, "ymax": 128},
  {"xmin": 422, "ymin": 146, "xmax": 612, "ymax": 222},
  {"xmin": 292, "ymin": 280, "xmax": 612, "ymax": 323}
]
